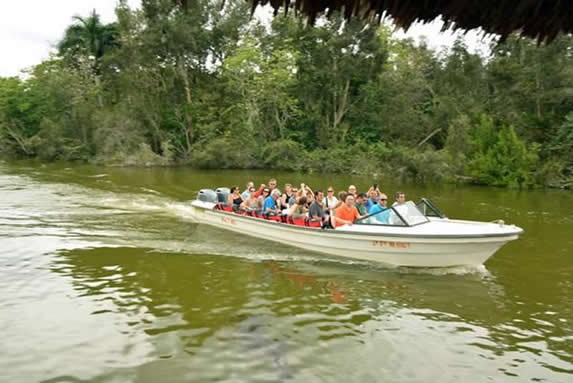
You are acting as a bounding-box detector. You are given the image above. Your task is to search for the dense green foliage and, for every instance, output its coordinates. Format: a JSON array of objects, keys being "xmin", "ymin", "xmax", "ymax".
[{"xmin": 0, "ymin": 0, "xmax": 572, "ymax": 188}]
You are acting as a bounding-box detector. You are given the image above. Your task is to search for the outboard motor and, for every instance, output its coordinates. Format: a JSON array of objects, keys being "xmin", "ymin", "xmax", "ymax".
[
  {"xmin": 215, "ymin": 187, "xmax": 230, "ymax": 205},
  {"xmin": 197, "ymin": 189, "xmax": 217, "ymax": 203}
]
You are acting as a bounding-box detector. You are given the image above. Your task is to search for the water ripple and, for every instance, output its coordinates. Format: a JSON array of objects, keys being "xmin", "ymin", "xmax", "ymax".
[{"xmin": 1, "ymin": 165, "xmax": 572, "ymax": 382}]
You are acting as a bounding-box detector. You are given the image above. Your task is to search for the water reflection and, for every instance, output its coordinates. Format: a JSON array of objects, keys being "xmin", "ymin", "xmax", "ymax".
[
  {"xmin": 2, "ymin": 162, "xmax": 572, "ymax": 382},
  {"xmin": 50, "ymin": 248, "xmax": 572, "ymax": 382}
]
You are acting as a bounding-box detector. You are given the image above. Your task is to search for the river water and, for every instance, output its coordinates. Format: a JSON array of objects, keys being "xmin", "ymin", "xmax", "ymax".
[{"xmin": 0, "ymin": 161, "xmax": 571, "ymax": 382}]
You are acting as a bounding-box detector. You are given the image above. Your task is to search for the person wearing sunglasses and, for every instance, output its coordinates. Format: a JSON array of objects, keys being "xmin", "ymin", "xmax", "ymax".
[
  {"xmin": 368, "ymin": 193, "xmax": 390, "ymax": 224},
  {"xmin": 324, "ymin": 187, "xmax": 338, "ymax": 217},
  {"xmin": 227, "ymin": 186, "xmax": 243, "ymax": 210},
  {"xmin": 240, "ymin": 187, "xmax": 259, "ymax": 213}
]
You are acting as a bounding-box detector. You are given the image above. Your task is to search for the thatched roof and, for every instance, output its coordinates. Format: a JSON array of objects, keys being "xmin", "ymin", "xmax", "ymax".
[{"xmin": 247, "ymin": 0, "xmax": 573, "ymax": 42}]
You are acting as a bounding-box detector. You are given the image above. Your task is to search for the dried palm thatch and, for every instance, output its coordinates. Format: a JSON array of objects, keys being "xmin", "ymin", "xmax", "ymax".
[{"xmin": 246, "ymin": 0, "xmax": 573, "ymax": 43}]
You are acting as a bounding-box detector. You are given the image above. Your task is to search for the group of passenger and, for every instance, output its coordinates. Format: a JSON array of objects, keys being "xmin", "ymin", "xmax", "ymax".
[{"xmin": 226, "ymin": 178, "xmax": 407, "ymax": 228}]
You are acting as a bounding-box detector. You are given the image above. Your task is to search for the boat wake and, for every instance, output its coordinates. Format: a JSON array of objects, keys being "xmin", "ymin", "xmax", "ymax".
[{"xmin": 0, "ymin": 169, "xmax": 496, "ymax": 274}]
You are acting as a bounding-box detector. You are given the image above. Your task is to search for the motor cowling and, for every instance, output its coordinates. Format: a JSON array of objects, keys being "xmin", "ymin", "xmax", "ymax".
[
  {"xmin": 197, "ymin": 189, "xmax": 217, "ymax": 203},
  {"xmin": 215, "ymin": 187, "xmax": 230, "ymax": 205}
]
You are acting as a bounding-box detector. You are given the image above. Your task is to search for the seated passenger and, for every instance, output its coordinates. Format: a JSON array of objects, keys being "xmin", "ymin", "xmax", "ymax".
[
  {"xmin": 257, "ymin": 188, "xmax": 271, "ymax": 210},
  {"xmin": 263, "ymin": 189, "xmax": 281, "ymax": 215},
  {"xmin": 304, "ymin": 191, "xmax": 314, "ymax": 208},
  {"xmin": 268, "ymin": 178, "xmax": 278, "ymax": 192},
  {"xmin": 294, "ymin": 187, "xmax": 306, "ymax": 206},
  {"xmin": 365, "ymin": 187, "xmax": 380, "ymax": 211},
  {"xmin": 368, "ymin": 193, "xmax": 390, "ymax": 224},
  {"xmin": 240, "ymin": 187, "xmax": 259, "ymax": 212},
  {"xmin": 324, "ymin": 187, "xmax": 338, "ymax": 216},
  {"xmin": 389, "ymin": 194, "xmax": 409, "ymax": 225},
  {"xmin": 301, "ymin": 183, "xmax": 314, "ymax": 201},
  {"xmin": 281, "ymin": 183, "xmax": 294, "ymax": 208},
  {"xmin": 289, "ymin": 196, "xmax": 308, "ymax": 219},
  {"xmin": 227, "ymin": 186, "xmax": 243, "ymax": 210},
  {"xmin": 355, "ymin": 193, "xmax": 368, "ymax": 215},
  {"xmin": 254, "ymin": 184, "xmax": 266, "ymax": 198},
  {"xmin": 241, "ymin": 181, "xmax": 254, "ymax": 200},
  {"xmin": 335, "ymin": 191, "xmax": 347, "ymax": 210},
  {"xmin": 288, "ymin": 187, "xmax": 298, "ymax": 207},
  {"xmin": 309, "ymin": 190, "xmax": 330, "ymax": 225},
  {"xmin": 347, "ymin": 185, "xmax": 357, "ymax": 196},
  {"xmin": 392, "ymin": 191, "xmax": 406, "ymax": 207},
  {"xmin": 334, "ymin": 194, "xmax": 362, "ymax": 227}
]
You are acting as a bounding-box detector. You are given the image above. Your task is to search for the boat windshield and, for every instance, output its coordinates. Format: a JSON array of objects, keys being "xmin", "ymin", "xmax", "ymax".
[
  {"xmin": 356, "ymin": 201, "xmax": 430, "ymax": 227},
  {"xmin": 416, "ymin": 198, "xmax": 446, "ymax": 218}
]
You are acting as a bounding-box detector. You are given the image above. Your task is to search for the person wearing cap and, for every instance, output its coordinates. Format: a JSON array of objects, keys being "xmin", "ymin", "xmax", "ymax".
[
  {"xmin": 263, "ymin": 189, "xmax": 281, "ymax": 215},
  {"xmin": 257, "ymin": 188, "xmax": 271, "ymax": 210}
]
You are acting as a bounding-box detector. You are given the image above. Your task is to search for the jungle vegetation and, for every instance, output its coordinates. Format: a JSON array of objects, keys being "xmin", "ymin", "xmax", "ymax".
[{"xmin": 0, "ymin": 0, "xmax": 571, "ymax": 188}]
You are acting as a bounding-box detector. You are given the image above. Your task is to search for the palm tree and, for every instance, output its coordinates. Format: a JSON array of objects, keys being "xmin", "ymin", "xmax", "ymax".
[
  {"xmin": 57, "ymin": 10, "xmax": 118, "ymax": 108},
  {"xmin": 58, "ymin": 10, "xmax": 118, "ymax": 65}
]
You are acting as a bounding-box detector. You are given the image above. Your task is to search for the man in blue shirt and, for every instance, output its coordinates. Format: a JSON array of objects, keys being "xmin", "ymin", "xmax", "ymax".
[
  {"xmin": 368, "ymin": 193, "xmax": 390, "ymax": 223},
  {"xmin": 263, "ymin": 190, "xmax": 281, "ymax": 215}
]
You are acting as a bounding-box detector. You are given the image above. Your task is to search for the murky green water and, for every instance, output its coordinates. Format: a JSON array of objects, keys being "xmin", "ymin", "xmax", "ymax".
[{"xmin": 1, "ymin": 161, "xmax": 571, "ymax": 382}]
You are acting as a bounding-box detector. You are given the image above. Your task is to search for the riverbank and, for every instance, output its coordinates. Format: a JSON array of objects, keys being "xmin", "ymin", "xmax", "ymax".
[
  {"xmin": 1, "ymin": 3, "xmax": 571, "ymax": 192},
  {"xmin": 3, "ymin": 148, "xmax": 571, "ymax": 191}
]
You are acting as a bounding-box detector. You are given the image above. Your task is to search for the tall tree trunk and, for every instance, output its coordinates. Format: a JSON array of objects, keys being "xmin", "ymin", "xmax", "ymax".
[
  {"xmin": 535, "ymin": 64, "xmax": 542, "ymax": 119},
  {"xmin": 332, "ymin": 79, "xmax": 350, "ymax": 143},
  {"xmin": 94, "ymin": 74, "xmax": 104, "ymax": 108},
  {"xmin": 178, "ymin": 57, "xmax": 193, "ymax": 152},
  {"xmin": 274, "ymin": 106, "xmax": 284, "ymax": 139}
]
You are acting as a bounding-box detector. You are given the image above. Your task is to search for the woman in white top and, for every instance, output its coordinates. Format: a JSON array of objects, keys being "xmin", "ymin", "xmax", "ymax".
[{"xmin": 324, "ymin": 187, "xmax": 339, "ymax": 216}]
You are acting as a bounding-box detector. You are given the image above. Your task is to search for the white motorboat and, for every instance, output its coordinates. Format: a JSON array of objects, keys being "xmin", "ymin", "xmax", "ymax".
[{"xmin": 188, "ymin": 189, "xmax": 523, "ymax": 268}]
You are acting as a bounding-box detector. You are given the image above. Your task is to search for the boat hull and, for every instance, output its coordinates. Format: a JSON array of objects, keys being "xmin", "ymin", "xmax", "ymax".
[{"xmin": 189, "ymin": 202, "xmax": 521, "ymax": 268}]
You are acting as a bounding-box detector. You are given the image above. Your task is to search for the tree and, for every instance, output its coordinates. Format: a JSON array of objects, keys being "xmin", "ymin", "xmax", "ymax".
[
  {"xmin": 468, "ymin": 115, "xmax": 539, "ymax": 188},
  {"xmin": 487, "ymin": 35, "xmax": 573, "ymax": 147},
  {"xmin": 292, "ymin": 16, "xmax": 388, "ymax": 147},
  {"xmin": 58, "ymin": 9, "xmax": 118, "ymax": 70}
]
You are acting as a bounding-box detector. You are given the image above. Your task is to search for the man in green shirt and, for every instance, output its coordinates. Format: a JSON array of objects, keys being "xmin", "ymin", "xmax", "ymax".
[{"xmin": 355, "ymin": 193, "xmax": 368, "ymax": 216}]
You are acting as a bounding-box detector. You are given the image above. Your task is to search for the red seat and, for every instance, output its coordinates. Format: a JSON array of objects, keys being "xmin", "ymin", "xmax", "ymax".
[
  {"xmin": 214, "ymin": 203, "xmax": 233, "ymax": 212},
  {"xmin": 292, "ymin": 218, "xmax": 306, "ymax": 226},
  {"xmin": 265, "ymin": 215, "xmax": 282, "ymax": 222},
  {"xmin": 307, "ymin": 220, "xmax": 322, "ymax": 228}
]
